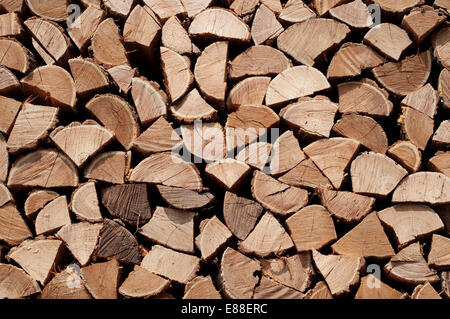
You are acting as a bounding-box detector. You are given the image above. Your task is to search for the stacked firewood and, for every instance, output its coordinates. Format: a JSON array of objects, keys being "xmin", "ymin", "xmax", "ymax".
[{"xmin": 0, "ymin": 0, "xmax": 449, "ymax": 299}]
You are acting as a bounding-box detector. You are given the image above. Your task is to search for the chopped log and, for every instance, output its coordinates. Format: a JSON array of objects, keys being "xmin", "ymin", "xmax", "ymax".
[
  {"xmin": 277, "ymin": 18, "xmax": 350, "ymax": 66},
  {"xmin": 312, "ymin": 249, "xmax": 365, "ymax": 297},
  {"xmin": 432, "ymin": 25, "xmax": 449, "ymax": 70},
  {"xmin": 0, "ymin": 135, "xmax": 6, "ymax": 183},
  {"xmin": 84, "ymin": 151, "xmax": 131, "ymax": 184},
  {"xmin": 41, "ymin": 267, "xmax": 92, "ymax": 299},
  {"xmin": 236, "ymin": 142, "xmax": 271, "ymax": 171},
  {"xmin": 0, "ymin": 12, "xmax": 23, "ymax": 37},
  {"xmin": 7, "ymin": 103, "xmax": 58, "ymax": 154},
  {"xmin": 103, "ymin": 0, "xmax": 135, "ymax": 18},
  {"xmin": 269, "ymin": 130, "xmax": 305, "ymax": 176},
  {"xmin": 67, "ymin": 6, "xmax": 105, "ymax": 53},
  {"xmin": 196, "ymin": 216, "xmax": 233, "ymax": 260},
  {"xmin": 0, "ymin": 183, "xmax": 13, "ymax": 207},
  {"xmin": 286, "ymin": 205, "xmax": 337, "ymax": 252},
  {"xmin": 0, "ymin": 203, "xmax": 32, "ymax": 245},
  {"xmin": 227, "ymin": 77, "xmax": 271, "ymax": 112},
  {"xmin": 318, "ymin": 189, "xmax": 375, "ymax": 223},
  {"xmin": 7, "ymin": 239, "xmax": 64, "ymax": 285},
  {"xmin": 0, "ymin": 65, "xmax": 20, "ymax": 95},
  {"xmin": 141, "ymin": 245, "xmax": 200, "ymax": 284},
  {"xmin": 384, "ymin": 242, "xmax": 440, "ymax": 286},
  {"xmin": 50, "ymin": 122, "xmax": 114, "ymax": 167},
  {"xmin": 364, "ymin": 23, "xmax": 412, "ymax": 61},
  {"xmin": 157, "ymin": 185, "xmax": 214, "ymax": 210},
  {"xmin": 205, "ymin": 159, "xmax": 251, "ymax": 192},
  {"xmin": 0, "ymin": 1, "xmax": 23, "ymax": 13},
  {"xmin": 119, "ymin": 265, "xmax": 170, "ymax": 299},
  {"xmin": 371, "ymin": 0, "xmax": 422, "ymax": 14},
  {"xmin": 21, "ymin": 65, "xmax": 77, "ymax": 110},
  {"xmin": 429, "ymin": 152, "xmax": 450, "ymax": 177},
  {"xmin": 131, "ymin": 77, "xmax": 168, "ymax": 125},
  {"xmin": 402, "ymin": 6, "xmax": 445, "ymax": 43},
  {"xmin": 230, "ymin": 0, "xmax": 259, "ymax": 16},
  {"xmin": 327, "ymin": 43, "xmax": 385, "ymax": 80},
  {"xmin": 433, "ymin": 120, "xmax": 450, "ymax": 149},
  {"xmin": 69, "ymin": 59, "xmax": 109, "ymax": 98},
  {"xmin": 184, "ymin": 276, "xmax": 222, "ymax": 299},
  {"xmin": 130, "ymin": 152, "xmax": 202, "ymax": 191},
  {"xmin": 253, "ymin": 276, "xmax": 304, "ymax": 299},
  {"xmin": 95, "ymin": 219, "xmax": 139, "ymax": 264},
  {"xmin": 304, "ymin": 137, "xmax": 360, "ymax": 189},
  {"xmin": 140, "ymin": 206, "xmax": 195, "ymax": 253},
  {"xmin": 160, "ymin": 47, "xmax": 193, "ymax": 103},
  {"xmin": 8, "ymin": 149, "xmax": 79, "ymax": 189},
  {"xmin": 132, "ymin": 117, "xmax": 180, "ymax": 154},
  {"xmin": 57, "ymin": 222, "xmax": 103, "ymax": 266},
  {"xmin": 81, "ymin": 259, "xmax": 121, "ymax": 299},
  {"xmin": 442, "ymin": 271, "xmax": 450, "ymax": 298},
  {"xmin": 392, "ymin": 172, "xmax": 450, "ymax": 205},
  {"xmin": 180, "ymin": 0, "xmax": 213, "ymax": 17},
  {"xmin": 279, "ymin": 158, "xmax": 333, "ymax": 190},
  {"xmin": 305, "ymin": 281, "xmax": 333, "ymax": 299},
  {"xmin": 35, "ymin": 196, "xmax": 71, "ymax": 236},
  {"xmin": 372, "ymin": 50, "xmax": 432, "ymax": 97},
  {"xmin": 0, "ymin": 38, "xmax": 36, "ymax": 74},
  {"xmin": 188, "ymin": 8, "xmax": 251, "ymax": 43},
  {"xmin": 387, "ymin": 140, "xmax": 422, "ymax": 173},
  {"xmin": 428, "ymin": 234, "xmax": 450, "ymax": 269},
  {"xmin": 143, "ymin": 0, "xmax": 185, "ymax": 22},
  {"xmin": 162, "ymin": 16, "xmax": 193, "ymax": 56},
  {"xmin": 260, "ymin": 0, "xmax": 282, "ymax": 13},
  {"xmin": 70, "ymin": 182, "xmax": 102, "ymax": 222},
  {"xmin": 329, "ymin": 0, "xmax": 373, "ymax": 28},
  {"xmin": 0, "ymin": 263, "xmax": 40, "ymax": 299},
  {"xmin": 279, "ymin": 0, "xmax": 316, "ymax": 24},
  {"xmin": 439, "ymin": 68, "xmax": 450, "ymax": 111},
  {"xmin": 434, "ymin": 0, "xmax": 450, "ymax": 11},
  {"xmin": 91, "ymin": 18, "xmax": 129, "ymax": 68},
  {"xmin": 265, "ymin": 66, "xmax": 331, "ymax": 107},
  {"xmin": 251, "ymin": 4, "xmax": 284, "ymax": 45},
  {"xmin": 401, "ymin": 84, "xmax": 438, "ymax": 119},
  {"xmin": 355, "ymin": 274, "xmax": 407, "ymax": 299},
  {"xmin": 24, "ymin": 189, "xmax": 59, "ymax": 218},
  {"xmin": 25, "ymin": 0, "xmax": 68, "ymax": 21},
  {"xmin": 181, "ymin": 122, "xmax": 226, "ymax": 162},
  {"xmin": 312, "ymin": 0, "xmax": 350, "ymax": 16},
  {"xmin": 350, "ymin": 152, "xmax": 408, "ymax": 196},
  {"xmin": 220, "ymin": 247, "xmax": 261, "ymax": 299},
  {"xmin": 378, "ymin": 204, "xmax": 444, "ymax": 248},
  {"xmin": 171, "ymin": 88, "xmax": 217, "ymax": 123},
  {"xmin": 102, "ymin": 184, "xmax": 152, "ymax": 226},
  {"xmin": 399, "ymin": 107, "xmax": 434, "ymax": 151},
  {"xmin": 239, "ymin": 212, "xmax": 294, "ymax": 257},
  {"xmin": 411, "ymin": 282, "xmax": 442, "ymax": 299},
  {"xmin": 107, "ymin": 65, "xmax": 137, "ymax": 94},
  {"xmin": 251, "ymin": 171, "xmax": 309, "ymax": 216},
  {"xmin": 0, "ymin": 96, "xmax": 21, "ymax": 135}
]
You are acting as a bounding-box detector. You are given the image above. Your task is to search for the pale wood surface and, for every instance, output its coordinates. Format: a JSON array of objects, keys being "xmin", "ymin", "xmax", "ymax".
[
  {"xmin": 119, "ymin": 265, "xmax": 170, "ymax": 299},
  {"xmin": 81, "ymin": 260, "xmax": 120, "ymax": 299},
  {"xmin": 0, "ymin": 263, "xmax": 40, "ymax": 299},
  {"xmin": 70, "ymin": 182, "xmax": 102, "ymax": 222}
]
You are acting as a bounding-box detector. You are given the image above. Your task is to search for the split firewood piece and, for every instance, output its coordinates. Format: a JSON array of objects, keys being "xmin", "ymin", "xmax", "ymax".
[
  {"xmin": 7, "ymin": 239, "xmax": 64, "ymax": 285},
  {"xmin": 87, "ymin": 94, "xmax": 139, "ymax": 150},
  {"xmin": 50, "ymin": 122, "xmax": 114, "ymax": 167},
  {"xmin": 141, "ymin": 245, "xmax": 200, "ymax": 284},
  {"xmin": 429, "ymin": 152, "xmax": 450, "ymax": 177},
  {"xmin": 0, "ymin": 38, "xmax": 36, "ymax": 73},
  {"xmin": 0, "ymin": 135, "xmax": 6, "ymax": 183},
  {"xmin": 84, "ymin": 151, "xmax": 131, "ymax": 184},
  {"xmin": 0, "ymin": 263, "xmax": 40, "ymax": 299},
  {"xmin": 260, "ymin": 0, "xmax": 282, "ymax": 13},
  {"xmin": 304, "ymin": 137, "xmax": 360, "ymax": 189},
  {"xmin": 312, "ymin": 250, "xmax": 365, "ymax": 297},
  {"xmin": 81, "ymin": 259, "xmax": 120, "ymax": 299},
  {"xmin": 236, "ymin": 142, "xmax": 271, "ymax": 171},
  {"xmin": 67, "ymin": 6, "xmax": 105, "ymax": 53},
  {"xmin": 411, "ymin": 282, "xmax": 441, "ymax": 299},
  {"xmin": 337, "ymin": 80, "xmax": 393, "ymax": 117},
  {"xmin": 131, "ymin": 77, "xmax": 168, "ymax": 125},
  {"xmin": 305, "ymin": 281, "xmax": 333, "ymax": 299},
  {"xmin": 103, "ymin": 0, "xmax": 134, "ymax": 18},
  {"xmin": 0, "ymin": 183, "xmax": 13, "ymax": 207},
  {"xmin": 91, "ymin": 18, "xmax": 129, "ymax": 68},
  {"xmin": 157, "ymin": 185, "xmax": 214, "ymax": 211},
  {"xmin": 205, "ymin": 159, "xmax": 251, "ymax": 192},
  {"xmin": 318, "ymin": 189, "xmax": 375, "ymax": 223},
  {"xmin": 161, "ymin": 47, "xmax": 193, "ymax": 103},
  {"xmin": 378, "ymin": 204, "xmax": 444, "ymax": 248},
  {"xmin": 8, "ymin": 149, "xmax": 78, "ymax": 188},
  {"xmin": 427, "ymin": 234, "xmax": 450, "ymax": 269},
  {"xmin": 252, "ymin": 171, "xmax": 309, "ymax": 217},
  {"xmin": 24, "ymin": 190, "xmax": 59, "ymax": 218},
  {"xmin": 0, "ymin": 65, "xmax": 20, "ymax": 95},
  {"xmin": 70, "ymin": 182, "xmax": 102, "ymax": 222},
  {"xmin": 402, "ymin": 6, "xmax": 445, "ymax": 43},
  {"xmin": 286, "ymin": 205, "xmax": 337, "ymax": 252},
  {"xmin": 107, "ymin": 65, "xmax": 137, "ymax": 94},
  {"xmin": 7, "ymin": 104, "xmax": 58, "ymax": 154},
  {"xmin": 41, "ymin": 267, "xmax": 91, "ymax": 299},
  {"xmin": 279, "ymin": 0, "xmax": 316, "ymax": 24},
  {"xmin": 226, "ymin": 105, "xmax": 279, "ymax": 151},
  {"xmin": 181, "ymin": 122, "xmax": 226, "ymax": 162},
  {"xmin": 432, "ymin": 26, "xmax": 449, "ymax": 70},
  {"xmin": 0, "ymin": 12, "xmax": 23, "ymax": 37},
  {"xmin": 132, "ymin": 117, "xmax": 180, "ymax": 154},
  {"xmin": 312, "ymin": 0, "xmax": 350, "ymax": 16},
  {"xmin": 0, "ymin": 96, "xmax": 21, "ymax": 135},
  {"xmin": 184, "ymin": 276, "xmax": 222, "ymax": 299},
  {"xmin": 119, "ymin": 265, "xmax": 170, "ymax": 299},
  {"xmin": 57, "ymin": 222, "xmax": 103, "ymax": 266},
  {"xmin": 35, "ymin": 196, "xmax": 71, "ymax": 236},
  {"xmin": 143, "ymin": 0, "xmax": 185, "ymax": 21},
  {"xmin": 327, "ymin": 43, "xmax": 385, "ymax": 79},
  {"xmin": 253, "ymin": 277, "xmax": 305, "ymax": 299},
  {"xmin": 196, "ymin": 216, "xmax": 233, "ymax": 260},
  {"xmin": 102, "ymin": 184, "xmax": 152, "ymax": 227},
  {"xmin": 220, "ymin": 247, "xmax": 261, "ymax": 299},
  {"xmin": 434, "ymin": 0, "xmax": 450, "ymax": 11},
  {"xmin": 95, "ymin": 219, "xmax": 139, "ymax": 264},
  {"xmin": 281, "ymin": 98, "xmax": 338, "ymax": 139},
  {"xmin": 384, "ymin": 242, "xmax": 440, "ymax": 286},
  {"xmin": 162, "ymin": 16, "xmax": 193, "ymax": 56},
  {"xmin": 223, "ymin": 191, "xmax": 263, "ymax": 241},
  {"xmin": 439, "ymin": 68, "xmax": 450, "ymax": 112},
  {"xmin": 25, "ymin": 0, "xmax": 69, "ymax": 21},
  {"xmin": 0, "ymin": 1, "xmax": 24, "ymax": 13},
  {"xmin": 69, "ymin": 59, "xmax": 109, "ymax": 98},
  {"xmin": 25, "ymin": 18, "xmax": 71, "ymax": 65},
  {"xmin": 229, "ymin": 46, "xmax": 291, "ymax": 82},
  {"xmin": 442, "ymin": 272, "xmax": 450, "ymax": 298},
  {"xmin": 392, "ymin": 172, "xmax": 450, "ymax": 205},
  {"xmin": 130, "ymin": 152, "xmax": 202, "ymax": 191},
  {"xmin": 399, "ymin": 107, "xmax": 434, "ymax": 151},
  {"xmin": 433, "ymin": 120, "xmax": 450, "ymax": 149},
  {"xmin": 171, "ymin": 89, "xmax": 217, "ymax": 123},
  {"xmin": 180, "ymin": 0, "xmax": 213, "ymax": 17},
  {"xmin": 251, "ymin": 4, "xmax": 284, "ymax": 45},
  {"xmin": 230, "ymin": 0, "xmax": 259, "ymax": 16},
  {"xmin": 401, "ymin": 84, "xmax": 438, "ymax": 119},
  {"xmin": 270, "ymin": 130, "xmax": 305, "ymax": 176},
  {"xmin": 355, "ymin": 274, "xmax": 407, "ymax": 299},
  {"xmin": 387, "ymin": 141, "xmax": 422, "ymax": 173},
  {"xmin": 21, "ymin": 65, "xmax": 77, "ymax": 110},
  {"xmin": 0, "ymin": 203, "xmax": 32, "ymax": 245},
  {"xmin": 329, "ymin": 0, "xmax": 373, "ymax": 28},
  {"xmin": 371, "ymin": 0, "xmax": 422, "ymax": 14},
  {"xmin": 363, "ymin": 23, "xmax": 412, "ymax": 61},
  {"xmin": 188, "ymin": 8, "xmax": 251, "ymax": 43},
  {"xmin": 227, "ymin": 77, "xmax": 271, "ymax": 112},
  {"xmin": 277, "ymin": 18, "xmax": 350, "ymax": 66},
  {"xmin": 332, "ymin": 212, "xmax": 395, "ymax": 259},
  {"xmin": 372, "ymin": 50, "xmax": 432, "ymax": 97},
  {"xmin": 265, "ymin": 66, "xmax": 330, "ymax": 107},
  {"xmin": 350, "ymin": 152, "xmax": 408, "ymax": 196},
  {"xmin": 279, "ymin": 158, "xmax": 333, "ymax": 190}
]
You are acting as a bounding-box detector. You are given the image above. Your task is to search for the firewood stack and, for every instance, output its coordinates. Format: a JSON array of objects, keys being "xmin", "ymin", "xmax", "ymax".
[{"xmin": 0, "ymin": 0, "xmax": 449, "ymax": 300}]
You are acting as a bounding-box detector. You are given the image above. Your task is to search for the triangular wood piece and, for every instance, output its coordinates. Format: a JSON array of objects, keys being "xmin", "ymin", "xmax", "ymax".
[
  {"xmin": 119, "ymin": 265, "xmax": 170, "ymax": 299},
  {"xmin": 432, "ymin": 25, "xmax": 450, "ymax": 70},
  {"xmin": 399, "ymin": 106, "xmax": 434, "ymax": 151},
  {"xmin": 364, "ymin": 23, "xmax": 412, "ymax": 61},
  {"xmin": 305, "ymin": 281, "xmax": 333, "ymax": 299},
  {"xmin": 107, "ymin": 65, "xmax": 137, "ymax": 94},
  {"xmin": 69, "ymin": 58, "xmax": 109, "ymax": 98},
  {"xmin": 92, "ymin": 18, "xmax": 129, "ymax": 68},
  {"xmin": 227, "ymin": 77, "xmax": 271, "ymax": 112},
  {"xmin": 411, "ymin": 282, "xmax": 442, "ymax": 299},
  {"xmin": 157, "ymin": 185, "xmax": 215, "ymax": 211},
  {"xmin": 329, "ymin": 0, "xmax": 373, "ymax": 29},
  {"xmin": 205, "ymin": 159, "xmax": 251, "ymax": 192},
  {"xmin": 429, "ymin": 152, "xmax": 450, "ymax": 178},
  {"xmin": 171, "ymin": 89, "xmax": 217, "ymax": 123},
  {"xmin": 312, "ymin": 0, "xmax": 350, "ymax": 16},
  {"xmin": 24, "ymin": 189, "xmax": 59, "ymax": 218},
  {"xmin": 196, "ymin": 216, "xmax": 233, "ymax": 260},
  {"xmin": 68, "ymin": 6, "xmax": 105, "ymax": 52},
  {"xmin": 270, "ymin": 131, "xmax": 305, "ymax": 176},
  {"xmin": 402, "ymin": 6, "xmax": 445, "ymax": 43},
  {"xmin": 236, "ymin": 142, "xmax": 271, "ymax": 171},
  {"xmin": 432, "ymin": 120, "xmax": 450, "ymax": 149},
  {"xmin": 251, "ymin": 4, "xmax": 284, "ymax": 45},
  {"xmin": 143, "ymin": 0, "xmax": 185, "ymax": 22},
  {"xmin": 181, "ymin": 122, "xmax": 226, "ymax": 162},
  {"xmin": 279, "ymin": 0, "xmax": 316, "ymax": 24},
  {"xmin": 0, "ymin": 203, "xmax": 32, "ymax": 245},
  {"xmin": 41, "ymin": 267, "xmax": 92, "ymax": 299},
  {"xmin": 279, "ymin": 158, "xmax": 333, "ymax": 190},
  {"xmin": 0, "ymin": 263, "xmax": 41, "ymax": 299},
  {"xmin": 35, "ymin": 196, "xmax": 71, "ymax": 236},
  {"xmin": 0, "ymin": 183, "xmax": 13, "ymax": 208},
  {"xmin": 387, "ymin": 140, "xmax": 422, "ymax": 173},
  {"xmin": 81, "ymin": 259, "xmax": 121, "ymax": 299},
  {"xmin": 428, "ymin": 234, "xmax": 450, "ymax": 269},
  {"xmin": 161, "ymin": 47, "xmax": 193, "ymax": 103},
  {"xmin": 0, "ymin": 96, "xmax": 22, "ymax": 135},
  {"xmin": 0, "ymin": 65, "xmax": 20, "ymax": 96},
  {"xmin": 131, "ymin": 77, "xmax": 168, "ymax": 125},
  {"xmin": 70, "ymin": 182, "xmax": 103, "ymax": 222},
  {"xmin": 162, "ymin": 16, "xmax": 194, "ymax": 56},
  {"xmin": 85, "ymin": 151, "xmax": 130, "ymax": 185},
  {"xmin": 355, "ymin": 274, "xmax": 407, "ymax": 299},
  {"xmin": 184, "ymin": 276, "xmax": 222, "ymax": 299},
  {"xmin": 132, "ymin": 117, "xmax": 181, "ymax": 155},
  {"xmin": 230, "ymin": 0, "xmax": 259, "ymax": 16},
  {"xmin": 401, "ymin": 84, "xmax": 438, "ymax": 119},
  {"xmin": 253, "ymin": 276, "xmax": 304, "ymax": 299}
]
